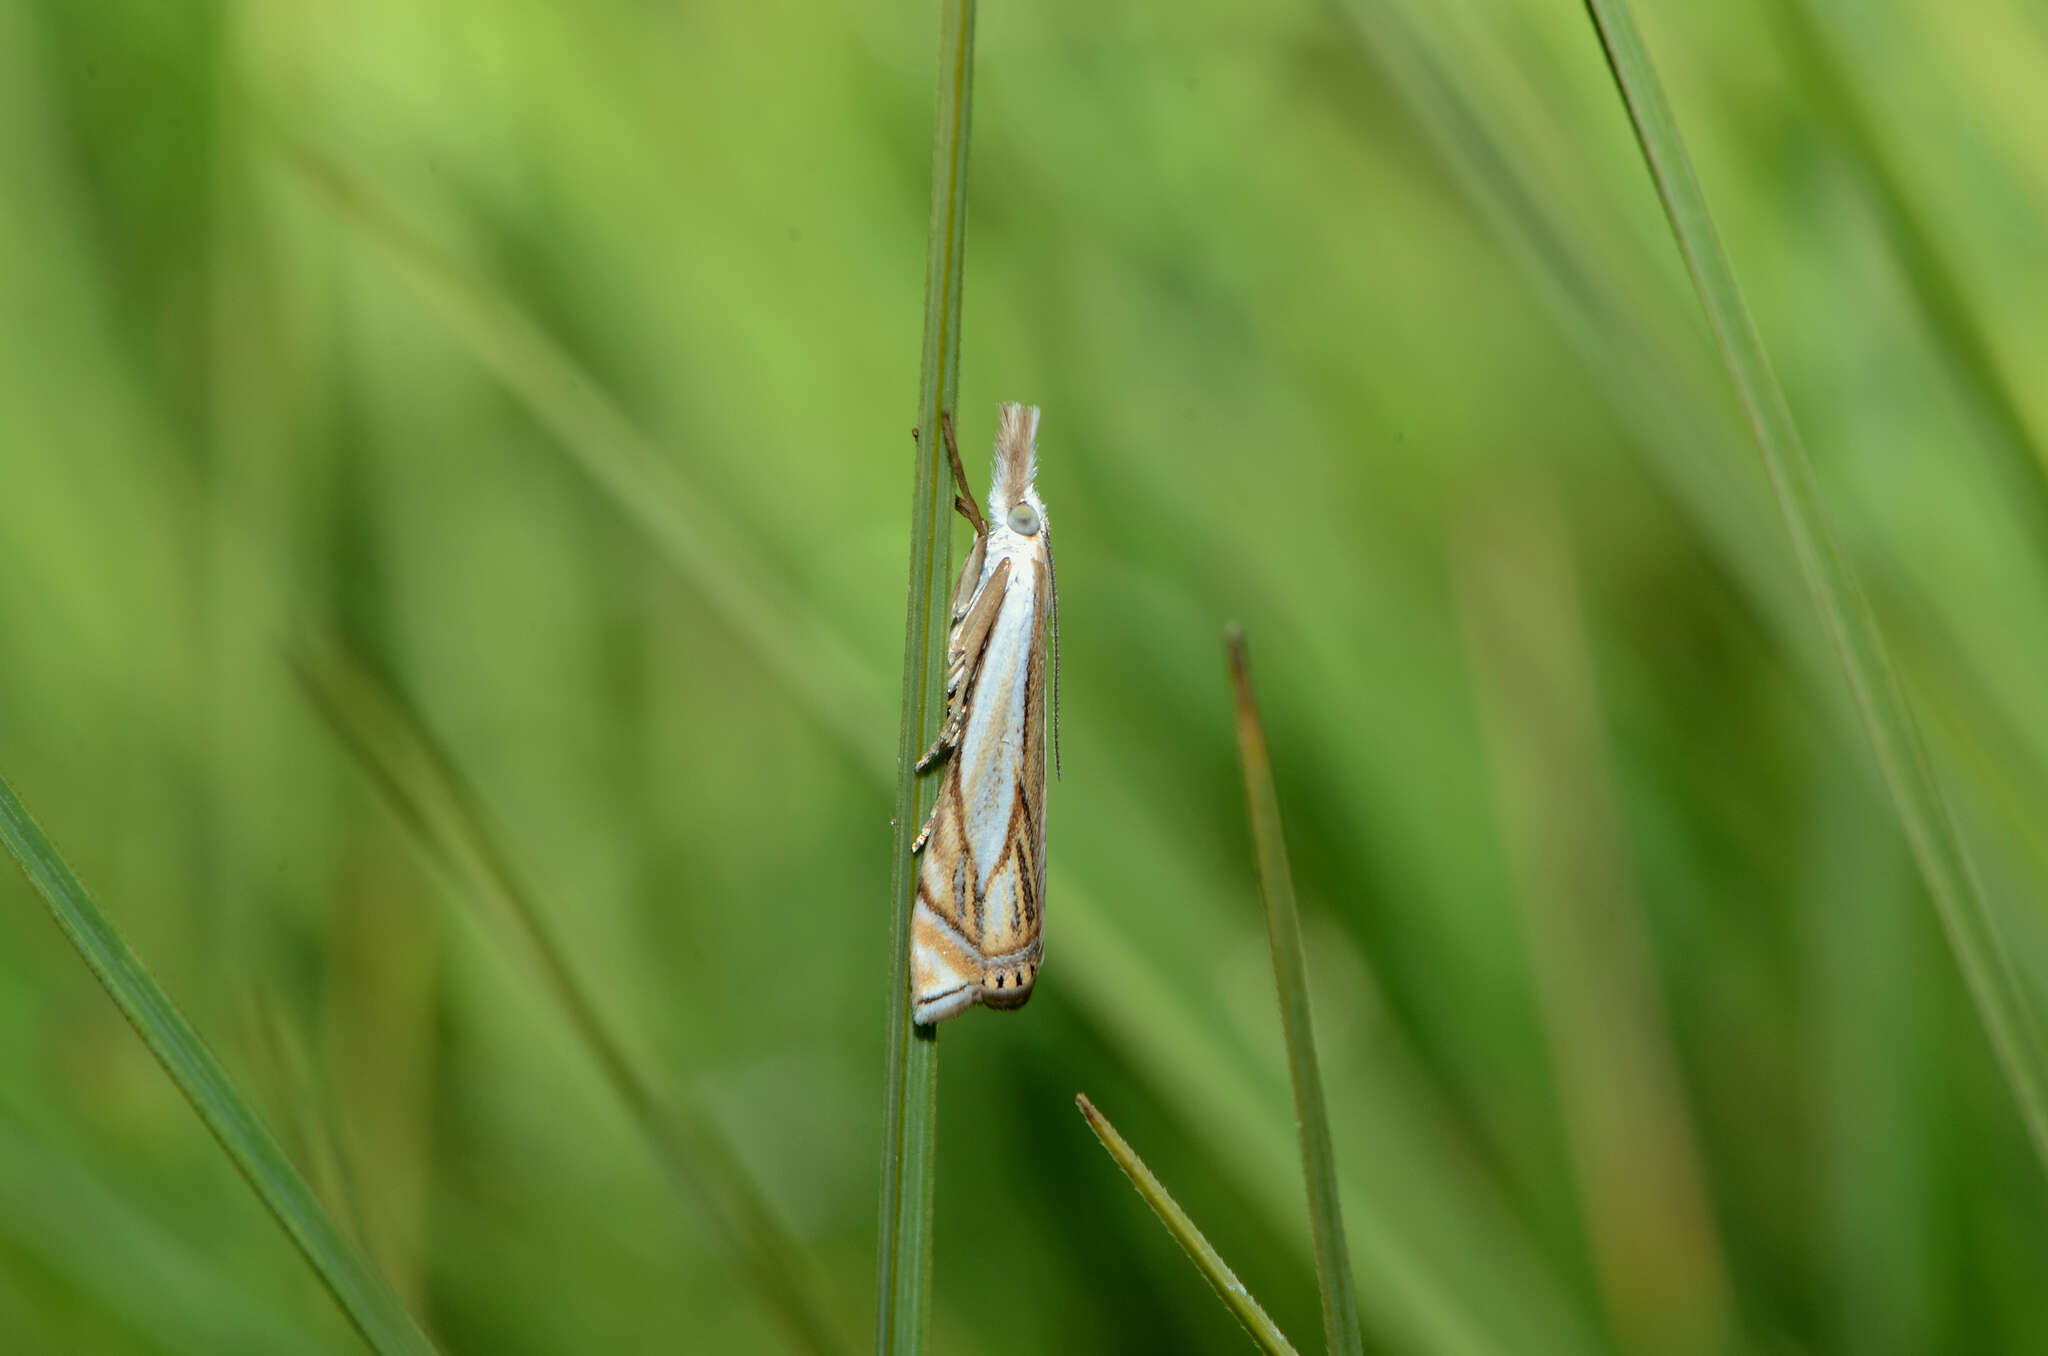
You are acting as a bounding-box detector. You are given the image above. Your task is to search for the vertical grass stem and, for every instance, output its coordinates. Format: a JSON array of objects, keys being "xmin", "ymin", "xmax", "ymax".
[{"xmin": 877, "ymin": 3, "xmax": 979, "ymax": 1352}]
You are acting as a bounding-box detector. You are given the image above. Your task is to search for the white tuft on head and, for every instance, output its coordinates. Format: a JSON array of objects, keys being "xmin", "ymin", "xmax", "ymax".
[{"xmin": 990, "ymin": 403, "xmax": 1040, "ymax": 511}]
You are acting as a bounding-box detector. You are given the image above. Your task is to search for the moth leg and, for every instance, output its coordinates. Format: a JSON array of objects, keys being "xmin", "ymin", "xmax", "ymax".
[
  {"xmin": 917, "ymin": 417, "xmax": 988, "ymax": 541},
  {"xmin": 911, "ymin": 799, "xmax": 940, "ymax": 853},
  {"xmin": 941, "ymin": 416, "xmax": 989, "ymax": 621},
  {"xmin": 914, "ymin": 729, "xmax": 951, "ymax": 773},
  {"xmin": 939, "ymin": 411, "xmax": 988, "ymax": 537}
]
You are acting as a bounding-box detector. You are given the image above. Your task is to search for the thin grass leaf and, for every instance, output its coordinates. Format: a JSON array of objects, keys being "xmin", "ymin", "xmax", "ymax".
[
  {"xmin": 877, "ymin": 3, "xmax": 979, "ymax": 1352},
  {"xmin": 1579, "ymin": 0, "xmax": 2048, "ymax": 1170},
  {"xmin": 1336, "ymin": 2, "xmax": 2048, "ymax": 850},
  {"xmin": 1331, "ymin": 0, "xmax": 1818, "ymax": 658},
  {"xmin": 1224, "ymin": 629, "xmax": 1365, "ymax": 1356},
  {"xmin": 290, "ymin": 633, "xmax": 854, "ymax": 1356},
  {"xmin": 1057, "ymin": 901, "xmax": 1557, "ymax": 1356},
  {"xmin": 293, "ymin": 152, "xmax": 887, "ymax": 785},
  {"xmin": 1332, "ymin": 0, "xmax": 2048, "ymax": 924},
  {"xmin": 0, "ymin": 771, "xmax": 441, "ymax": 1356},
  {"xmin": 1776, "ymin": 0, "xmax": 2048, "ymax": 561},
  {"xmin": 1077, "ymin": 1094, "xmax": 1302, "ymax": 1356}
]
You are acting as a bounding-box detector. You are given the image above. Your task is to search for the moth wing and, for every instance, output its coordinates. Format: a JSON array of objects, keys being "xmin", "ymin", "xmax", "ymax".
[
  {"xmin": 918, "ymin": 556, "xmax": 1011, "ymax": 773},
  {"xmin": 909, "ymin": 551, "xmax": 1051, "ymax": 1023},
  {"xmin": 965, "ymin": 561, "xmax": 1048, "ymax": 1010},
  {"xmin": 911, "ymin": 558, "xmax": 1015, "ymax": 1024},
  {"xmin": 950, "ymin": 532, "xmax": 988, "ymax": 617},
  {"xmin": 912, "ymin": 764, "xmax": 981, "ymax": 1024},
  {"xmin": 947, "ymin": 557, "xmax": 1010, "ymax": 696}
]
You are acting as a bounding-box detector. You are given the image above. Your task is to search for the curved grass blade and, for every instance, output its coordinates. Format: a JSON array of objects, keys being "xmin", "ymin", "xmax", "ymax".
[
  {"xmin": 877, "ymin": 3, "xmax": 980, "ymax": 1352},
  {"xmin": 290, "ymin": 633, "xmax": 854, "ymax": 1356},
  {"xmin": 1334, "ymin": 0, "xmax": 2048, "ymax": 857},
  {"xmin": 292, "ymin": 152, "xmax": 887, "ymax": 786},
  {"xmin": 1579, "ymin": 0, "xmax": 2048, "ymax": 1170},
  {"xmin": 1775, "ymin": 0, "xmax": 2048, "ymax": 561},
  {"xmin": 1078, "ymin": 1095, "xmax": 1301, "ymax": 1356},
  {"xmin": 0, "ymin": 771, "xmax": 442, "ymax": 1356},
  {"xmin": 1224, "ymin": 629, "xmax": 1365, "ymax": 1356}
]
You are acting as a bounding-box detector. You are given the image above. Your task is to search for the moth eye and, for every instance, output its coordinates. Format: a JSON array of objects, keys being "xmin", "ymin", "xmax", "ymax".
[{"xmin": 1006, "ymin": 503, "xmax": 1040, "ymax": 535}]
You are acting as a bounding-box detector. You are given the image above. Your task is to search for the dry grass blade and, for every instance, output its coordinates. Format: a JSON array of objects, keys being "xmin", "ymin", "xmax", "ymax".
[
  {"xmin": 1579, "ymin": 0, "xmax": 2048, "ymax": 1169},
  {"xmin": 290, "ymin": 634, "xmax": 854, "ymax": 1356},
  {"xmin": 1224, "ymin": 628, "xmax": 1365, "ymax": 1356},
  {"xmin": 1078, "ymin": 1095, "xmax": 1302, "ymax": 1356},
  {"xmin": 0, "ymin": 771, "xmax": 442, "ymax": 1356}
]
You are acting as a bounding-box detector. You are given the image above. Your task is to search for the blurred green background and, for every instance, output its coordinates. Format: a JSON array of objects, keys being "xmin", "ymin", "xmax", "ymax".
[{"xmin": 5, "ymin": 0, "xmax": 2048, "ymax": 1352}]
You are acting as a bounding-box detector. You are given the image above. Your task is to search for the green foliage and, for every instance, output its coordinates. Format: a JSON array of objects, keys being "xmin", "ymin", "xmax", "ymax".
[
  {"xmin": 1581, "ymin": 0, "xmax": 2048, "ymax": 1176},
  {"xmin": 291, "ymin": 635, "xmax": 854, "ymax": 1355},
  {"xmin": 4, "ymin": 0, "xmax": 2048, "ymax": 1352},
  {"xmin": 0, "ymin": 775, "xmax": 440, "ymax": 1356}
]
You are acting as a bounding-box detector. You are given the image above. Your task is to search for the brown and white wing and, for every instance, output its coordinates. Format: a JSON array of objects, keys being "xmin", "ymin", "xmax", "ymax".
[
  {"xmin": 911, "ymin": 757, "xmax": 983, "ymax": 1024},
  {"xmin": 911, "ymin": 560, "xmax": 1046, "ymax": 1023},
  {"xmin": 957, "ymin": 561, "xmax": 1046, "ymax": 1011}
]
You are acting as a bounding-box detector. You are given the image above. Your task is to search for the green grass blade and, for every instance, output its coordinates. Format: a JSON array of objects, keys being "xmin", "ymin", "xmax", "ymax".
[
  {"xmin": 1330, "ymin": 0, "xmax": 1835, "ymax": 702},
  {"xmin": 1579, "ymin": 0, "xmax": 2048, "ymax": 1170},
  {"xmin": 1334, "ymin": 0, "xmax": 2048, "ymax": 916},
  {"xmin": 1077, "ymin": 1094, "xmax": 1302, "ymax": 1356},
  {"xmin": 0, "ymin": 771, "xmax": 442, "ymax": 1356},
  {"xmin": 293, "ymin": 152, "xmax": 887, "ymax": 785},
  {"xmin": 290, "ymin": 634, "xmax": 855, "ymax": 1356},
  {"xmin": 877, "ymin": 3, "xmax": 978, "ymax": 1352},
  {"xmin": 1224, "ymin": 629, "xmax": 1366, "ymax": 1356},
  {"xmin": 1775, "ymin": 0, "xmax": 2048, "ymax": 560}
]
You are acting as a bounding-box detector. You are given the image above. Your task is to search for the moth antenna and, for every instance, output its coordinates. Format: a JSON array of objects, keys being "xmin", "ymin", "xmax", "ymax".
[{"xmin": 1046, "ymin": 519, "xmax": 1062, "ymax": 779}]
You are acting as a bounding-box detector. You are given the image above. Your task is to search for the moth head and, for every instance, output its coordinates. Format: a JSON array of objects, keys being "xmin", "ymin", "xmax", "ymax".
[{"xmin": 988, "ymin": 402, "xmax": 1043, "ymax": 531}]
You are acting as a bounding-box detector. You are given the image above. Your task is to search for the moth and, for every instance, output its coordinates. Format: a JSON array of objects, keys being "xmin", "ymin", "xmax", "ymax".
[{"xmin": 910, "ymin": 403, "xmax": 1059, "ymax": 1025}]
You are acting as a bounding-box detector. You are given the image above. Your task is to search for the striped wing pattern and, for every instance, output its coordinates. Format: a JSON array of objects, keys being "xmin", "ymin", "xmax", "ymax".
[{"xmin": 910, "ymin": 559, "xmax": 1048, "ymax": 1025}]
